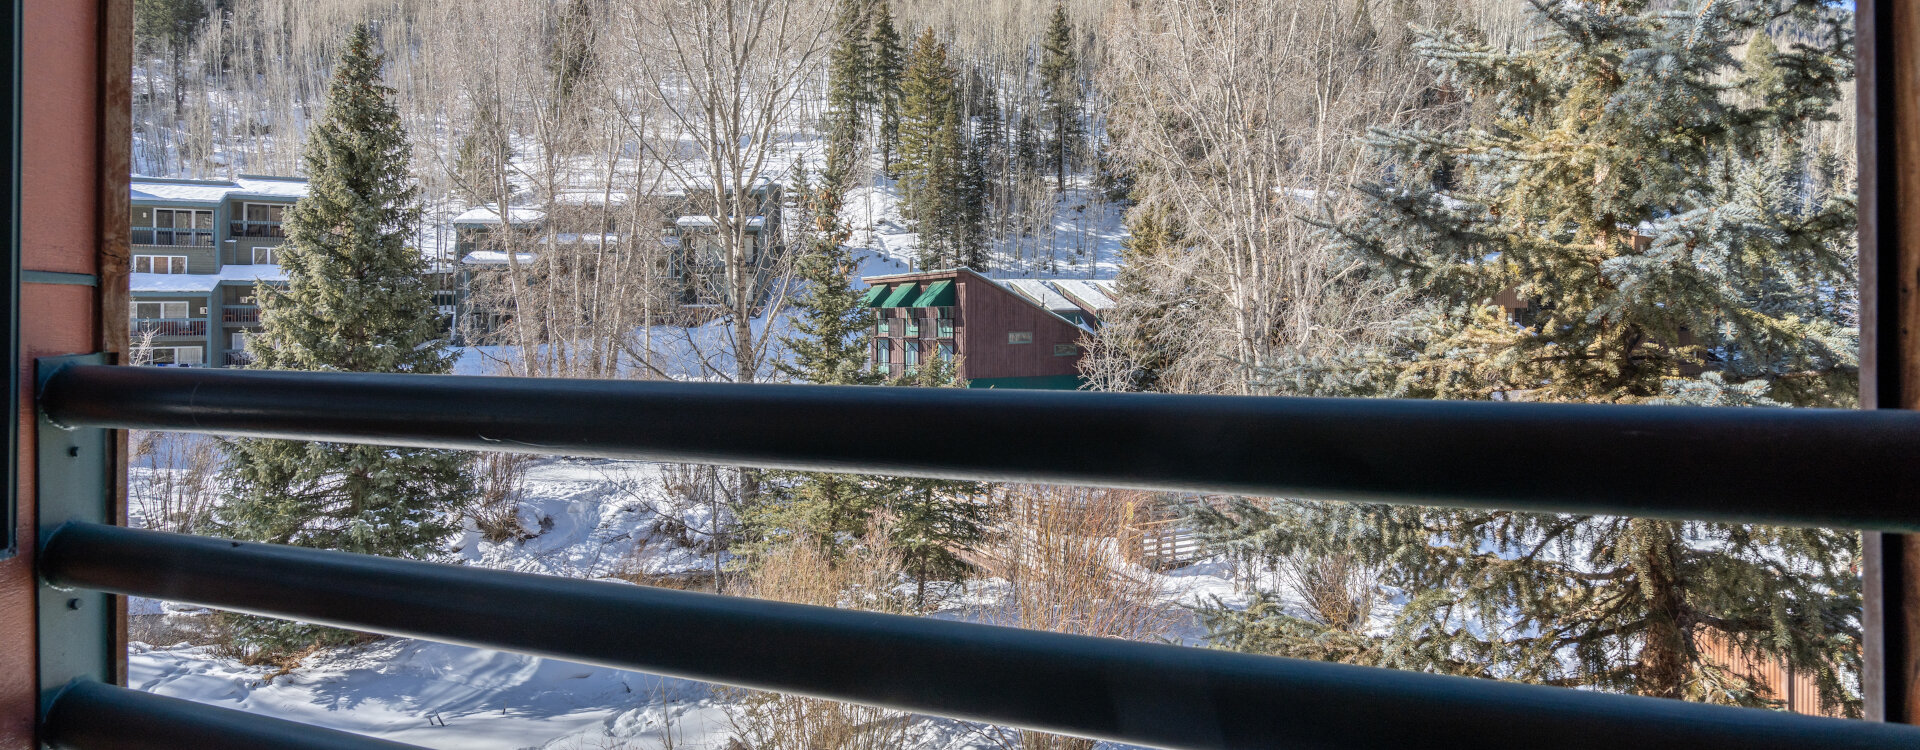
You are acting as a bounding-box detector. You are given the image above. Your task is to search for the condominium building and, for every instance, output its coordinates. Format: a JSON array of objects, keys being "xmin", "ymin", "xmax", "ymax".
[{"xmin": 127, "ymin": 175, "xmax": 308, "ymax": 367}]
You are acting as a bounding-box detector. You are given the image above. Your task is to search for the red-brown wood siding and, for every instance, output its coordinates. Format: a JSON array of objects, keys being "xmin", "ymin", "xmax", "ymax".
[
  {"xmin": 862, "ymin": 269, "xmax": 1088, "ymax": 383},
  {"xmin": 6, "ymin": 2, "xmax": 128, "ymax": 745},
  {"xmin": 953, "ymin": 276, "xmax": 1082, "ymax": 382}
]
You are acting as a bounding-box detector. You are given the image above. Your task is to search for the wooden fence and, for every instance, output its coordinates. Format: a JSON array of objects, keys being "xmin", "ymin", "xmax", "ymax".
[{"xmin": 1696, "ymin": 630, "xmax": 1840, "ymax": 717}]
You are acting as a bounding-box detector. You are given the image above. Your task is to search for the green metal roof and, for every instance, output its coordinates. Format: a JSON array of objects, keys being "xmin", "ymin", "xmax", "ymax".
[
  {"xmin": 880, "ymin": 282, "xmax": 920, "ymax": 307},
  {"xmin": 860, "ymin": 284, "xmax": 891, "ymax": 307},
  {"xmin": 910, "ymin": 279, "xmax": 956, "ymax": 308}
]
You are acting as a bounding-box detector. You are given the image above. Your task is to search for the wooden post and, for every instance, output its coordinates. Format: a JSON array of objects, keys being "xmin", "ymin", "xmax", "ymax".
[{"xmin": 1858, "ymin": 0, "xmax": 1920, "ymax": 725}]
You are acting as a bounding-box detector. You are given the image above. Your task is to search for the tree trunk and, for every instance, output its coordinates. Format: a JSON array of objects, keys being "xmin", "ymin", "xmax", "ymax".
[{"xmin": 1633, "ymin": 519, "xmax": 1691, "ymax": 699}]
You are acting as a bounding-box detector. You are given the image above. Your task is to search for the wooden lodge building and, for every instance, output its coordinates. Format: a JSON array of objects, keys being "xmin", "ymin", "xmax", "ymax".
[{"xmin": 860, "ymin": 268, "xmax": 1117, "ymax": 389}]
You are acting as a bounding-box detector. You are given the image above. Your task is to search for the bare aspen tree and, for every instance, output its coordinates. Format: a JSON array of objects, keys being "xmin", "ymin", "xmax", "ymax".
[
  {"xmin": 1093, "ymin": 0, "xmax": 1460, "ymax": 395},
  {"xmin": 622, "ymin": 0, "xmax": 833, "ymax": 384}
]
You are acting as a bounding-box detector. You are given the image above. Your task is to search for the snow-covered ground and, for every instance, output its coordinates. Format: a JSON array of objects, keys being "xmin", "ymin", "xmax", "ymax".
[{"xmin": 127, "ymin": 455, "xmax": 1260, "ymax": 749}]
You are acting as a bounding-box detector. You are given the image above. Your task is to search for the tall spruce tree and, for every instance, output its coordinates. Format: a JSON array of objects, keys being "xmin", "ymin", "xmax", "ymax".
[
  {"xmin": 897, "ymin": 29, "xmax": 986, "ymax": 270},
  {"xmin": 897, "ymin": 28, "xmax": 953, "ymax": 203},
  {"xmin": 899, "ymin": 29, "xmax": 958, "ymax": 267},
  {"xmin": 1203, "ymin": 1, "xmax": 1861, "ymax": 713},
  {"xmin": 868, "ymin": 2, "xmax": 906, "ymax": 177},
  {"xmin": 884, "ymin": 357, "xmax": 990, "ymax": 608},
  {"xmin": 220, "ymin": 24, "xmax": 471, "ymax": 560},
  {"xmin": 779, "ymin": 167, "xmax": 881, "ymax": 388},
  {"xmin": 824, "ymin": 0, "xmax": 872, "ymax": 190},
  {"xmin": 754, "ymin": 164, "xmax": 890, "ymax": 559},
  {"xmin": 1038, "ymin": 4, "xmax": 1080, "ymax": 191}
]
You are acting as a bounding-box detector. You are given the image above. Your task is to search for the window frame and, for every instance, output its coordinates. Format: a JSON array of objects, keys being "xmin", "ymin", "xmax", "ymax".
[{"xmin": 132, "ymin": 255, "xmax": 187, "ymax": 274}]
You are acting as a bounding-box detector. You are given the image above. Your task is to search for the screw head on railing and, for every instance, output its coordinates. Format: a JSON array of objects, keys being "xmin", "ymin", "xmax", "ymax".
[{"xmin": 66, "ymin": 598, "xmax": 82, "ymax": 610}]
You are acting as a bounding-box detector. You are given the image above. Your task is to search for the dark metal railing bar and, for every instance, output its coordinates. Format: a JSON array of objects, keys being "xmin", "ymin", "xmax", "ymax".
[
  {"xmin": 38, "ymin": 522, "xmax": 1920, "ymax": 750},
  {"xmin": 37, "ymin": 364, "xmax": 1920, "ymax": 531},
  {"xmin": 40, "ymin": 679, "xmax": 426, "ymax": 750}
]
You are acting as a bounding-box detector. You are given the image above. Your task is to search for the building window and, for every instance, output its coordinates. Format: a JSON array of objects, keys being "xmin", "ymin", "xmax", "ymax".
[
  {"xmin": 937, "ymin": 311, "xmax": 954, "ymax": 338},
  {"xmin": 133, "ymin": 255, "xmax": 189, "ymax": 274},
  {"xmin": 234, "ymin": 203, "xmax": 288, "ymax": 238},
  {"xmin": 1054, "ymin": 343, "xmax": 1078, "ymax": 356},
  {"xmin": 132, "ymin": 208, "xmax": 214, "ymax": 247},
  {"xmin": 251, "ymin": 246, "xmax": 280, "ymax": 265},
  {"xmin": 133, "ymin": 301, "xmax": 190, "ymax": 319},
  {"xmin": 140, "ymin": 346, "xmax": 204, "ymax": 366},
  {"xmin": 231, "ymin": 332, "xmax": 254, "ymax": 350},
  {"xmin": 905, "ymin": 341, "xmax": 920, "ymax": 367},
  {"xmin": 906, "ymin": 314, "xmax": 920, "ymax": 338},
  {"xmin": 938, "ymin": 342, "xmax": 955, "ymax": 361},
  {"xmin": 1008, "ymin": 331, "xmax": 1033, "ymax": 344}
]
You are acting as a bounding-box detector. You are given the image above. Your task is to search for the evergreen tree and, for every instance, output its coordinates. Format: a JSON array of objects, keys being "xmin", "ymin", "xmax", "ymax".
[
  {"xmin": 751, "ymin": 164, "xmax": 891, "ymax": 559},
  {"xmin": 1014, "ymin": 109, "xmax": 1040, "ymax": 176},
  {"xmin": 221, "ymin": 23, "xmax": 472, "ymax": 562},
  {"xmin": 824, "ymin": 0, "xmax": 873, "ymax": 191},
  {"xmin": 452, "ymin": 100, "xmax": 510, "ymax": 205},
  {"xmin": 958, "ymin": 135, "xmax": 991, "ymax": 270},
  {"xmin": 779, "ymin": 166, "xmax": 881, "ymax": 387},
  {"xmin": 884, "ymin": 357, "xmax": 990, "ymax": 608},
  {"xmin": 898, "ymin": 29, "xmax": 968, "ymax": 269},
  {"xmin": 868, "ymin": 1, "xmax": 906, "ymax": 177},
  {"xmin": 1038, "ymin": 3, "xmax": 1080, "ymax": 191},
  {"xmin": 897, "ymin": 28, "xmax": 953, "ymax": 202},
  {"xmin": 1207, "ymin": 2, "xmax": 1861, "ymax": 713},
  {"xmin": 975, "ymin": 77, "xmax": 1005, "ymax": 168},
  {"xmin": 135, "ymin": 0, "xmax": 209, "ymax": 117},
  {"xmin": 549, "ymin": 0, "xmax": 597, "ymax": 107}
]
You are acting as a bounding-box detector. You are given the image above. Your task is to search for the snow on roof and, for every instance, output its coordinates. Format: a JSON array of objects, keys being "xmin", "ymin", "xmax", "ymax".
[
  {"xmin": 452, "ymin": 205, "xmax": 546, "ymax": 225},
  {"xmin": 657, "ymin": 172, "xmax": 778, "ymax": 196},
  {"xmin": 130, "ymin": 175, "xmax": 308, "ymax": 205},
  {"xmin": 231, "ymin": 175, "xmax": 310, "ymax": 199},
  {"xmin": 1050, "ymin": 279, "xmax": 1115, "ymax": 311},
  {"xmin": 674, "ymin": 215, "xmax": 767, "ymax": 229},
  {"xmin": 462, "ymin": 250, "xmax": 539, "ymax": 265},
  {"xmin": 1000, "ymin": 279, "xmax": 1079, "ymax": 313},
  {"xmin": 541, "ymin": 233, "xmax": 623, "ymax": 245},
  {"xmin": 550, "ymin": 190, "xmax": 630, "ymax": 206},
  {"xmin": 129, "ymin": 263, "xmax": 288, "ymax": 293}
]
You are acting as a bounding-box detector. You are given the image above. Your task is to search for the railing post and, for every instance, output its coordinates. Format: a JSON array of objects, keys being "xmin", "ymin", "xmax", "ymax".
[
  {"xmin": 31, "ymin": 356, "xmax": 115, "ymax": 707},
  {"xmin": 1857, "ymin": 0, "xmax": 1920, "ymax": 725}
]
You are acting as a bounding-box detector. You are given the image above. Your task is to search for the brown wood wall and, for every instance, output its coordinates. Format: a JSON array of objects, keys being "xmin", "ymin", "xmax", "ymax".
[
  {"xmin": 4, "ymin": 1, "xmax": 129, "ymax": 746},
  {"xmin": 953, "ymin": 275, "xmax": 1082, "ymax": 382}
]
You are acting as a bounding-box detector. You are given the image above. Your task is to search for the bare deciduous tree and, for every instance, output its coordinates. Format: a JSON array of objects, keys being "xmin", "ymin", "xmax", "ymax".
[
  {"xmin": 623, "ymin": 0, "xmax": 833, "ymax": 383},
  {"xmin": 1093, "ymin": 0, "xmax": 1462, "ymax": 395}
]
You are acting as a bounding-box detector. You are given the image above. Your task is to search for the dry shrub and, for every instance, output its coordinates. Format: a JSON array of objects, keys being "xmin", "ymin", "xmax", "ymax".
[
  {"xmin": 996, "ymin": 486, "xmax": 1173, "ymax": 750},
  {"xmin": 999, "ymin": 486, "xmax": 1171, "ymax": 640},
  {"xmin": 129, "ymin": 430, "xmax": 221, "ymax": 534},
  {"xmin": 723, "ymin": 534, "xmax": 912, "ymax": 750},
  {"xmin": 1276, "ymin": 552, "xmax": 1379, "ymax": 633},
  {"xmin": 468, "ymin": 452, "xmax": 534, "ymax": 543}
]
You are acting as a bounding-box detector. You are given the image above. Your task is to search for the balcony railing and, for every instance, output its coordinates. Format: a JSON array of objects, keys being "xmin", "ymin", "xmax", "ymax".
[
  {"xmin": 222, "ymin": 306, "xmax": 260, "ymax": 324},
  {"xmin": 228, "ymin": 220, "xmax": 286, "ymax": 238},
  {"xmin": 29, "ymin": 363, "xmax": 1920, "ymax": 750},
  {"xmin": 129, "ymin": 318, "xmax": 205, "ymax": 337}
]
